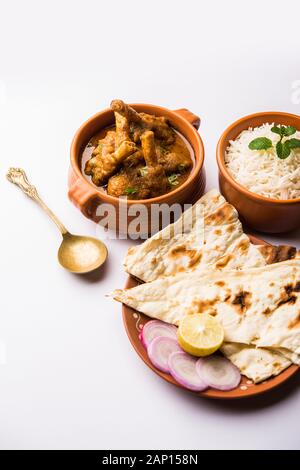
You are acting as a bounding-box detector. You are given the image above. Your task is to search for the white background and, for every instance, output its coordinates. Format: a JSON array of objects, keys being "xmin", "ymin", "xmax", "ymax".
[{"xmin": 0, "ymin": 0, "xmax": 300, "ymax": 450}]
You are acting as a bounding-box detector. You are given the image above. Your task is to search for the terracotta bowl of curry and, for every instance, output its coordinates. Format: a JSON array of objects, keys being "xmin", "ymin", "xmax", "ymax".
[
  {"xmin": 217, "ymin": 111, "xmax": 300, "ymax": 234},
  {"xmin": 68, "ymin": 101, "xmax": 205, "ymax": 236}
]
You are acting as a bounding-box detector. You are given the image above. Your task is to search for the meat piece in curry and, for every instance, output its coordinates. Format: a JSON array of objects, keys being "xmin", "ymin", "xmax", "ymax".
[
  {"xmin": 85, "ymin": 139, "xmax": 137, "ymax": 186},
  {"xmin": 108, "ymin": 132, "xmax": 168, "ymax": 199},
  {"xmin": 111, "ymin": 99, "xmax": 175, "ymax": 145},
  {"xmin": 83, "ymin": 100, "xmax": 193, "ymax": 199}
]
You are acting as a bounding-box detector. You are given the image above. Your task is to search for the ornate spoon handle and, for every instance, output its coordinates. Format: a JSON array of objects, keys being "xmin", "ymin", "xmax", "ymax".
[{"xmin": 7, "ymin": 168, "xmax": 68, "ymax": 235}]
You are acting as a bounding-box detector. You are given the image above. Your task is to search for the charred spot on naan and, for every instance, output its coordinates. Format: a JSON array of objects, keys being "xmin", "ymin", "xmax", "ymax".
[
  {"xmin": 278, "ymin": 295, "xmax": 297, "ymax": 306},
  {"xmin": 215, "ymin": 254, "xmax": 233, "ymax": 268},
  {"xmin": 224, "ymin": 289, "xmax": 232, "ymax": 302},
  {"xmin": 211, "ymin": 194, "xmax": 221, "ymax": 204},
  {"xmin": 191, "ymin": 298, "xmax": 219, "ymax": 314},
  {"xmin": 277, "ymin": 285, "xmax": 298, "ymax": 307},
  {"xmin": 288, "ymin": 313, "xmax": 300, "ymax": 329},
  {"xmin": 188, "ymin": 252, "xmax": 202, "ymax": 268},
  {"xmin": 263, "ymin": 307, "xmax": 272, "ymax": 315},
  {"xmin": 226, "ymin": 224, "xmax": 235, "ymax": 233},
  {"xmin": 214, "ymin": 229, "xmax": 222, "ymax": 236},
  {"xmin": 169, "ymin": 245, "xmax": 191, "ymax": 257},
  {"xmin": 272, "ymin": 362, "xmax": 281, "ymax": 368},
  {"xmin": 231, "ymin": 291, "xmax": 252, "ymax": 313},
  {"xmin": 204, "ymin": 203, "xmax": 237, "ymax": 227},
  {"xmin": 176, "ymin": 266, "xmax": 187, "ymax": 273},
  {"xmin": 285, "ymin": 284, "xmax": 294, "ymax": 296},
  {"xmin": 284, "ymin": 282, "xmax": 299, "ymax": 297},
  {"xmin": 215, "ymin": 281, "xmax": 226, "ymax": 287},
  {"xmin": 292, "ymin": 281, "xmax": 300, "ymax": 292},
  {"xmin": 236, "ymin": 239, "xmax": 250, "ymax": 253},
  {"xmin": 258, "ymin": 245, "xmax": 297, "ymax": 265},
  {"xmin": 169, "ymin": 245, "xmax": 185, "ymax": 256},
  {"xmin": 168, "ymin": 245, "xmax": 202, "ymax": 268},
  {"xmin": 208, "ymin": 309, "xmax": 218, "ymax": 316}
]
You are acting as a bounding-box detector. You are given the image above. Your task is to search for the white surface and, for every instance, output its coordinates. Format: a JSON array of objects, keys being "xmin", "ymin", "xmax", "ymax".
[{"xmin": 0, "ymin": 0, "xmax": 300, "ymax": 450}]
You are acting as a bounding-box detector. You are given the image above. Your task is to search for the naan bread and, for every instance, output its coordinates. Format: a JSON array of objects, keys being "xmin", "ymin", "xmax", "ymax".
[
  {"xmin": 113, "ymin": 259, "xmax": 300, "ymax": 357},
  {"xmin": 220, "ymin": 343, "xmax": 291, "ymax": 383},
  {"xmin": 119, "ymin": 189, "xmax": 298, "ymax": 383},
  {"xmin": 124, "ymin": 189, "xmax": 296, "ymax": 282},
  {"xmin": 268, "ymin": 347, "xmax": 300, "ymax": 365}
]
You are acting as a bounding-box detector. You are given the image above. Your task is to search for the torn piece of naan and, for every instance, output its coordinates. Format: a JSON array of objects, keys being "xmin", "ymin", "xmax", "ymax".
[
  {"xmin": 220, "ymin": 343, "xmax": 291, "ymax": 383},
  {"xmin": 124, "ymin": 189, "xmax": 296, "ymax": 282},
  {"xmin": 113, "ymin": 259, "xmax": 300, "ymax": 356}
]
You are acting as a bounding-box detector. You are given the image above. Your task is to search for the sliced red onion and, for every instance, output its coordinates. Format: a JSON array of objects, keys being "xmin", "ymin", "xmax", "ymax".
[
  {"xmin": 168, "ymin": 352, "xmax": 208, "ymax": 391},
  {"xmin": 141, "ymin": 320, "xmax": 178, "ymax": 349},
  {"xmin": 196, "ymin": 356, "xmax": 241, "ymax": 391},
  {"xmin": 147, "ymin": 337, "xmax": 181, "ymax": 373}
]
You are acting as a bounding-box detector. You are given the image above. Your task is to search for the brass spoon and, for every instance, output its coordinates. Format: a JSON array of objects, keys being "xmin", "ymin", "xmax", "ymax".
[{"xmin": 7, "ymin": 168, "xmax": 107, "ymax": 273}]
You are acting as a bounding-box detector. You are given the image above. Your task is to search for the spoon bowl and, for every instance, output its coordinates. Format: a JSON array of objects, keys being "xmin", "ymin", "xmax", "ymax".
[{"xmin": 58, "ymin": 233, "xmax": 107, "ymax": 273}]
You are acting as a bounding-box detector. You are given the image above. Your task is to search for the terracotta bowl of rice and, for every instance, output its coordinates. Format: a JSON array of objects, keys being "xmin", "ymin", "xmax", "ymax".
[{"xmin": 217, "ymin": 111, "xmax": 300, "ymax": 234}]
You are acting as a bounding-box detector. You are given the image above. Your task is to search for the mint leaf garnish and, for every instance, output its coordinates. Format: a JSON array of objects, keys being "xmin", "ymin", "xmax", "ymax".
[
  {"xmin": 283, "ymin": 126, "xmax": 297, "ymax": 136},
  {"xmin": 276, "ymin": 141, "xmax": 291, "ymax": 159},
  {"xmin": 248, "ymin": 137, "xmax": 273, "ymax": 151},
  {"xmin": 286, "ymin": 138, "xmax": 300, "ymax": 149},
  {"xmin": 271, "ymin": 125, "xmax": 283, "ymax": 136}
]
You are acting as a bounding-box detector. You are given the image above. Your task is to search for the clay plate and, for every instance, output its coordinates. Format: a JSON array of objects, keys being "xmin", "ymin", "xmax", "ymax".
[{"xmin": 122, "ymin": 235, "xmax": 299, "ymax": 399}]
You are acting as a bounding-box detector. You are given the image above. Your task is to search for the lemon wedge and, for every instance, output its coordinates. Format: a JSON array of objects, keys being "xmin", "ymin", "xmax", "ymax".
[{"xmin": 178, "ymin": 313, "xmax": 224, "ymax": 357}]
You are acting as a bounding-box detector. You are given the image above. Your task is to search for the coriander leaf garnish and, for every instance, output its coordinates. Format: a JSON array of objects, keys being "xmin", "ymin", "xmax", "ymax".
[
  {"xmin": 124, "ymin": 187, "xmax": 138, "ymax": 195},
  {"xmin": 248, "ymin": 137, "xmax": 273, "ymax": 151},
  {"xmin": 168, "ymin": 174, "xmax": 179, "ymax": 186}
]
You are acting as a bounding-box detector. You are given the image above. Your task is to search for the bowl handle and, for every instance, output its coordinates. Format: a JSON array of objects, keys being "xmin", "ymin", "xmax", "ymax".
[
  {"xmin": 173, "ymin": 108, "xmax": 201, "ymax": 130},
  {"xmin": 68, "ymin": 169, "xmax": 100, "ymax": 219}
]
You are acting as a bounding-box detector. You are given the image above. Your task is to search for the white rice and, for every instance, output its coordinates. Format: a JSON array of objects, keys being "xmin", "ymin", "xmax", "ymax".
[{"xmin": 225, "ymin": 123, "xmax": 300, "ymax": 200}]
